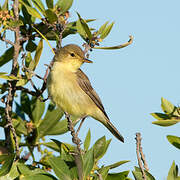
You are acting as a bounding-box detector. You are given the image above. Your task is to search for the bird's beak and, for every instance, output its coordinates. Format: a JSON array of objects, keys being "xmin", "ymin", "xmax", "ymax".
[{"xmin": 83, "ymin": 58, "xmax": 93, "ymax": 63}]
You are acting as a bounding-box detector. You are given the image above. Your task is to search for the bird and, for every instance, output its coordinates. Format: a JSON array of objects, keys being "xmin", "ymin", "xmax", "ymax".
[{"xmin": 47, "ymin": 44, "xmax": 124, "ymax": 142}]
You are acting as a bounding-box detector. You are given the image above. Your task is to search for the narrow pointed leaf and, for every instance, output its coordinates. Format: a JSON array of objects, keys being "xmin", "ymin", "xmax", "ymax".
[
  {"xmin": 21, "ymin": 91, "xmax": 32, "ymax": 118},
  {"xmin": 151, "ymin": 113, "xmax": 170, "ymax": 120},
  {"xmin": 31, "ymin": 98, "xmax": 45, "ymax": 124},
  {"xmin": 106, "ymin": 171, "xmax": 130, "ymax": 180},
  {"xmin": 161, "ymin": 97, "xmax": 175, "ymax": 114},
  {"xmin": 106, "ymin": 160, "xmax": 130, "ymax": 169},
  {"xmin": 46, "ymin": 0, "xmax": 54, "ymax": 9},
  {"xmin": 48, "ymin": 156, "xmax": 72, "ymax": 180},
  {"xmin": 167, "ymin": 135, "xmax": 180, "ymax": 150},
  {"xmin": 77, "ymin": 12, "xmax": 92, "ymax": 40},
  {"xmin": 83, "ymin": 148, "xmax": 94, "ymax": 177},
  {"xmin": 133, "ymin": 167, "xmax": 155, "ymax": 180},
  {"xmin": 84, "ymin": 129, "xmax": 91, "ymax": 151},
  {"xmin": 93, "ymin": 136, "xmax": 106, "ymax": 160},
  {"xmin": 0, "ymin": 47, "xmax": 14, "ymax": 67},
  {"xmin": 167, "ymin": 161, "xmax": 180, "ymax": 180},
  {"xmin": 32, "ymin": 0, "xmax": 45, "ymax": 15},
  {"xmin": 0, "ymin": 154, "xmax": 15, "ymax": 177},
  {"xmin": 45, "ymin": 9, "xmax": 58, "ymax": 23},
  {"xmin": 152, "ymin": 120, "xmax": 179, "ymax": 127},
  {"xmin": 97, "ymin": 21, "xmax": 109, "ymax": 36},
  {"xmin": 2, "ymin": 0, "xmax": 8, "ymax": 10},
  {"xmin": 34, "ymin": 39, "xmax": 43, "ymax": 69},
  {"xmin": 55, "ymin": 0, "xmax": 73, "ymax": 14},
  {"xmin": 20, "ymin": 0, "xmax": 42, "ymax": 19},
  {"xmin": 100, "ymin": 22, "xmax": 114, "ymax": 39}
]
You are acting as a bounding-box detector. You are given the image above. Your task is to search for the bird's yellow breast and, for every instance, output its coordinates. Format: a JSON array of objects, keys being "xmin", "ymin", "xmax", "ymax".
[{"xmin": 47, "ymin": 62, "xmax": 95, "ymax": 117}]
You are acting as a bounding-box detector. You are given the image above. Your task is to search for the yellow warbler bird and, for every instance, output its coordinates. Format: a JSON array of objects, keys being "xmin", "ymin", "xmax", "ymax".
[{"xmin": 47, "ymin": 44, "xmax": 124, "ymax": 142}]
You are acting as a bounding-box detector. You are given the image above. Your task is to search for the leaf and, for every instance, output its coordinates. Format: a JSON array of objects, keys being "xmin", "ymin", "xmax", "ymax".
[
  {"xmin": 0, "ymin": 47, "xmax": 14, "ymax": 67},
  {"xmin": 37, "ymin": 105, "xmax": 63, "ymax": 138},
  {"xmin": 132, "ymin": 167, "xmax": 155, "ymax": 180},
  {"xmin": 26, "ymin": 40, "xmax": 37, "ymax": 52},
  {"xmin": 97, "ymin": 21, "xmax": 109, "ymax": 36},
  {"xmin": 41, "ymin": 141, "xmax": 75, "ymax": 152},
  {"xmin": 1, "ymin": 162, "xmax": 19, "ymax": 179},
  {"xmin": 97, "ymin": 166, "xmax": 110, "ymax": 180},
  {"xmin": 34, "ymin": 39, "xmax": 43, "ymax": 69},
  {"xmin": 161, "ymin": 97, "xmax": 175, "ymax": 114},
  {"xmin": 20, "ymin": 0, "xmax": 42, "ymax": 19},
  {"xmin": 167, "ymin": 161, "xmax": 180, "ymax": 180},
  {"xmin": 55, "ymin": 0, "xmax": 73, "ymax": 14},
  {"xmin": 48, "ymin": 156, "xmax": 72, "ymax": 180},
  {"xmin": 151, "ymin": 113, "xmax": 170, "ymax": 120},
  {"xmin": 20, "ymin": 91, "xmax": 32, "ymax": 118},
  {"xmin": 46, "ymin": 117, "xmax": 81, "ymax": 135},
  {"xmin": 167, "ymin": 135, "xmax": 180, "ymax": 150},
  {"xmin": 76, "ymin": 12, "xmax": 92, "ymax": 40},
  {"xmin": 31, "ymin": 0, "xmax": 45, "ymax": 15},
  {"xmin": 0, "ymin": 154, "xmax": 15, "ymax": 177},
  {"xmin": 12, "ymin": 117, "xmax": 27, "ymax": 136},
  {"xmin": 93, "ymin": 136, "xmax": 106, "ymax": 160},
  {"xmin": 22, "ymin": 174, "xmax": 57, "ymax": 180},
  {"xmin": 0, "ymin": 72, "xmax": 19, "ymax": 80},
  {"xmin": 46, "ymin": 0, "xmax": 53, "ymax": 9},
  {"xmin": 152, "ymin": 119, "xmax": 179, "ymax": 127},
  {"xmin": 83, "ymin": 148, "xmax": 94, "ymax": 177},
  {"xmin": 45, "ymin": 9, "xmax": 58, "ymax": 23},
  {"xmin": 84, "ymin": 129, "xmax": 91, "ymax": 151},
  {"xmin": 100, "ymin": 22, "xmax": 114, "ymax": 39},
  {"xmin": 31, "ymin": 98, "xmax": 45, "ymax": 124},
  {"xmin": 106, "ymin": 171, "xmax": 130, "ymax": 180},
  {"xmin": 2, "ymin": 0, "xmax": 8, "ymax": 10},
  {"xmin": 106, "ymin": 160, "xmax": 130, "ymax": 169}
]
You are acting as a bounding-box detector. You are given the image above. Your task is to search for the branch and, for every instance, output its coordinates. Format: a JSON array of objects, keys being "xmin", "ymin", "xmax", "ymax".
[
  {"xmin": 4, "ymin": 0, "xmax": 21, "ymax": 158},
  {"xmin": 65, "ymin": 113, "xmax": 84, "ymax": 180},
  {"xmin": 135, "ymin": 133, "xmax": 149, "ymax": 180}
]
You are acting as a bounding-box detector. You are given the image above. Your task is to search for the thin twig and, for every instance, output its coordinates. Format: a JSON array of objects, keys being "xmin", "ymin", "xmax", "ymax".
[
  {"xmin": 135, "ymin": 133, "xmax": 148, "ymax": 180},
  {"xmin": 76, "ymin": 117, "xmax": 86, "ymax": 136}
]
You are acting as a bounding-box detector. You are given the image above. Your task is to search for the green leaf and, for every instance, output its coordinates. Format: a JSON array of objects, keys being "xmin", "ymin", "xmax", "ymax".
[
  {"xmin": 37, "ymin": 105, "xmax": 63, "ymax": 138},
  {"xmin": 84, "ymin": 129, "xmax": 91, "ymax": 151},
  {"xmin": 1, "ymin": 162, "xmax": 19, "ymax": 179},
  {"xmin": 13, "ymin": 117, "xmax": 27, "ymax": 136},
  {"xmin": 8, "ymin": 20, "xmax": 23, "ymax": 28},
  {"xmin": 46, "ymin": 117, "xmax": 81, "ymax": 135},
  {"xmin": 31, "ymin": 98, "xmax": 45, "ymax": 124},
  {"xmin": 20, "ymin": 91, "xmax": 32, "ymax": 118},
  {"xmin": 132, "ymin": 167, "xmax": 155, "ymax": 180},
  {"xmin": 55, "ymin": 0, "xmax": 73, "ymax": 14},
  {"xmin": 45, "ymin": 9, "xmax": 58, "ymax": 23},
  {"xmin": 106, "ymin": 171, "xmax": 130, "ymax": 180},
  {"xmin": 41, "ymin": 141, "xmax": 75, "ymax": 152},
  {"xmin": 34, "ymin": 39, "xmax": 43, "ymax": 69},
  {"xmin": 167, "ymin": 161, "xmax": 180, "ymax": 180},
  {"xmin": 22, "ymin": 174, "xmax": 57, "ymax": 180},
  {"xmin": 0, "ymin": 154, "xmax": 15, "ymax": 177},
  {"xmin": 46, "ymin": 0, "xmax": 54, "ymax": 9},
  {"xmin": 161, "ymin": 97, "xmax": 175, "ymax": 114},
  {"xmin": 31, "ymin": 0, "xmax": 45, "ymax": 15},
  {"xmin": 97, "ymin": 21, "xmax": 109, "ymax": 36},
  {"xmin": 152, "ymin": 119, "xmax": 179, "ymax": 127},
  {"xmin": 167, "ymin": 135, "xmax": 180, "ymax": 150},
  {"xmin": 20, "ymin": 0, "xmax": 42, "ymax": 19},
  {"xmin": 83, "ymin": 148, "xmax": 94, "ymax": 177},
  {"xmin": 97, "ymin": 166, "xmax": 110, "ymax": 180},
  {"xmin": 76, "ymin": 12, "xmax": 92, "ymax": 40},
  {"xmin": 98, "ymin": 139, "xmax": 111, "ymax": 160},
  {"xmin": 26, "ymin": 40, "xmax": 37, "ymax": 52},
  {"xmin": 151, "ymin": 113, "xmax": 170, "ymax": 120},
  {"xmin": 100, "ymin": 22, "xmax": 114, "ymax": 39},
  {"xmin": 0, "ymin": 47, "xmax": 14, "ymax": 67},
  {"xmin": 2, "ymin": 0, "xmax": 8, "ymax": 10},
  {"xmin": 93, "ymin": 136, "xmax": 106, "ymax": 160},
  {"xmin": 48, "ymin": 156, "xmax": 72, "ymax": 180},
  {"xmin": 106, "ymin": 160, "xmax": 130, "ymax": 169}
]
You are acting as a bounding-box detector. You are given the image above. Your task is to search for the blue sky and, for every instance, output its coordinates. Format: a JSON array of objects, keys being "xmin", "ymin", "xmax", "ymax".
[{"xmin": 1, "ymin": 0, "xmax": 180, "ymax": 179}]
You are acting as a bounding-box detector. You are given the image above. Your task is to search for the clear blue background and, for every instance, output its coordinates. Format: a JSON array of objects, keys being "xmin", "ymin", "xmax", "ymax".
[{"xmin": 1, "ymin": 0, "xmax": 180, "ymax": 179}]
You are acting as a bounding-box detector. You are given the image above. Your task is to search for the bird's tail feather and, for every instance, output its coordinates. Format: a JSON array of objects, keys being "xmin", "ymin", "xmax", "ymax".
[{"xmin": 104, "ymin": 120, "xmax": 124, "ymax": 143}]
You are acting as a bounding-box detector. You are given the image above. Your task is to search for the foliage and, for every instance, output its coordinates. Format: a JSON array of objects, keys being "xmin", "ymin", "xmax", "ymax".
[{"xmin": 0, "ymin": 0, "xmax": 132, "ymax": 179}]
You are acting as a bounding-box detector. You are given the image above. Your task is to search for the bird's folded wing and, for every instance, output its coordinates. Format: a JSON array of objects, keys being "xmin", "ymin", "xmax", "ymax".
[{"xmin": 76, "ymin": 69, "xmax": 109, "ymax": 120}]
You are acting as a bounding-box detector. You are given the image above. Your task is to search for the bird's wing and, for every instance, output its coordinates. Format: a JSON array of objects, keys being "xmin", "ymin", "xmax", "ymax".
[{"xmin": 76, "ymin": 69, "xmax": 109, "ymax": 120}]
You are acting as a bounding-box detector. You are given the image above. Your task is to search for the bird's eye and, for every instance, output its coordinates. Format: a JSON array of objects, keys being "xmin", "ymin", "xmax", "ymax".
[{"xmin": 70, "ymin": 53, "xmax": 75, "ymax": 57}]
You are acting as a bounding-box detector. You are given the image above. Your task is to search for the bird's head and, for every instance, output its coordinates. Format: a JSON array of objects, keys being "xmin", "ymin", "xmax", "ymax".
[{"xmin": 54, "ymin": 44, "xmax": 92, "ymax": 71}]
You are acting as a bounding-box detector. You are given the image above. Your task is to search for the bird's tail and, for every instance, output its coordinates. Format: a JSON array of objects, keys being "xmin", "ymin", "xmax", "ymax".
[{"xmin": 103, "ymin": 120, "xmax": 124, "ymax": 143}]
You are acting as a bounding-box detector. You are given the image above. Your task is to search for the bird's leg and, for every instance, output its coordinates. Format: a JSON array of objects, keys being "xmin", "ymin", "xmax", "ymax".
[{"xmin": 76, "ymin": 116, "xmax": 87, "ymax": 136}]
